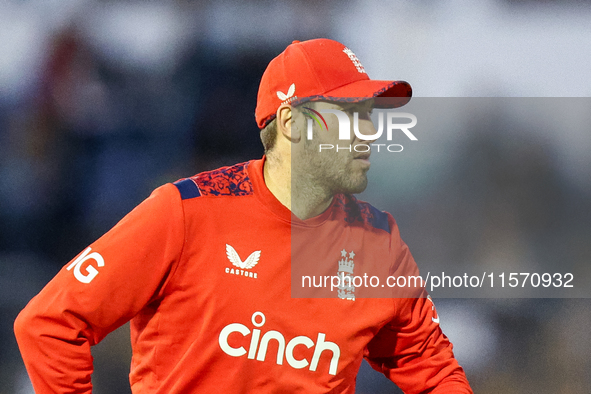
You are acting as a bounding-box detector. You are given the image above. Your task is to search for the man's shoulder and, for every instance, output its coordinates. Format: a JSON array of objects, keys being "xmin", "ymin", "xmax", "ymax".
[
  {"xmin": 172, "ymin": 160, "xmax": 256, "ymax": 200},
  {"xmin": 334, "ymin": 194, "xmax": 391, "ymax": 234}
]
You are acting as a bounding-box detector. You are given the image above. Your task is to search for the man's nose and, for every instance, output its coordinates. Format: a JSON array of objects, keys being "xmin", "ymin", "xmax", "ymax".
[{"xmin": 354, "ymin": 118, "xmax": 379, "ymax": 144}]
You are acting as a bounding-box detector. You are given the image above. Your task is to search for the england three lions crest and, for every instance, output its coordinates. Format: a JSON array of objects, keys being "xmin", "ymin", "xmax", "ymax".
[{"xmin": 337, "ymin": 249, "xmax": 355, "ymax": 301}]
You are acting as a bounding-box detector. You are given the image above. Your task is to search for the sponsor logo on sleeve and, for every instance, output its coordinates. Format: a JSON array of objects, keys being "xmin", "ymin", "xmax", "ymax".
[
  {"xmin": 427, "ymin": 295, "xmax": 440, "ymax": 324},
  {"xmin": 66, "ymin": 247, "xmax": 104, "ymax": 283}
]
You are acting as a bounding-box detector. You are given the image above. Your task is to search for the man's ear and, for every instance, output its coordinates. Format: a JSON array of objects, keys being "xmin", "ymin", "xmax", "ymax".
[{"xmin": 277, "ymin": 104, "xmax": 300, "ymax": 143}]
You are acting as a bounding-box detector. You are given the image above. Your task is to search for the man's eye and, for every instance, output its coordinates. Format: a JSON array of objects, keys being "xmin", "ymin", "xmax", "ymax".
[
  {"xmin": 359, "ymin": 109, "xmax": 373, "ymax": 118},
  {"xmin": 343, "ymin": 105, "xmax": 372, "ymax": 116},
  {"xmin": 357, "ymin": 106, "xmax": 373, "ymax": 115}
]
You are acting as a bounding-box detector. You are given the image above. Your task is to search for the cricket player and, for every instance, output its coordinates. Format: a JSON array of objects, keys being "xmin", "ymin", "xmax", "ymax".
[{"xmin": 15, "ymin": 39, "xmax": 472, "ymax": 393}]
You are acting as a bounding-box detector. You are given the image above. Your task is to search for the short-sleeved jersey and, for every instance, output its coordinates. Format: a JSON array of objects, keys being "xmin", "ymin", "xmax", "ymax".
[{"xmin": 14, "ymin": 158, "xmax": 472, "ymax": 393}]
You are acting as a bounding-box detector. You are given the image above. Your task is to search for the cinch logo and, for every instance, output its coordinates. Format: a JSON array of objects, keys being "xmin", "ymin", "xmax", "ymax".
[
  {"xmin": 218, "ymin": 311, "xmax": 341, "ymax": 375},
  {"xmin": 66, "ymin": 247, "xmax": 104, "ymax": 283}
]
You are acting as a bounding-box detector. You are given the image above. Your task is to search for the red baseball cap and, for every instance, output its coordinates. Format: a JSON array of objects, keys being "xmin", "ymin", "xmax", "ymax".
[{"xmin": 255, "ymin": 38, "xmax": 412, "ymax": 128}]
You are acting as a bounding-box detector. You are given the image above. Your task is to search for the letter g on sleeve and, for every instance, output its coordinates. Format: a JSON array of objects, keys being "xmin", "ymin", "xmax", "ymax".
[{"xmin": 67, "ymin": 247, "xmax": 105, "ymax": 284}]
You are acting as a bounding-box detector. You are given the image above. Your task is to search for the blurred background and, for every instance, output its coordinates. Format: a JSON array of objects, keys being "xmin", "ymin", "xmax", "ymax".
[{"xmin": 1, "ymin": 0, "xmax": 590, "ymax": 393}]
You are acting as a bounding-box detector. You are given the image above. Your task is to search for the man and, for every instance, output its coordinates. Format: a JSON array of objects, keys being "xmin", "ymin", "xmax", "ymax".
[{"xmin": 15, "ymin": 38, "xmax": 472, "ymax": 393}]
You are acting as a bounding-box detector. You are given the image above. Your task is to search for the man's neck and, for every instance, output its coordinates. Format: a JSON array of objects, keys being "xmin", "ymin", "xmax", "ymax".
[{"xmin": 263, "ymin": 157, "xmax": 333, "ymax": 221}]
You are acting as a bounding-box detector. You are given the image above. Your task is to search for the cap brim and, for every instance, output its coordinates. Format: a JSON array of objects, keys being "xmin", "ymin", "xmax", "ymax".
[{"xmin": 292, "ymin": 80, "xmax": 412, "ymax": 109}]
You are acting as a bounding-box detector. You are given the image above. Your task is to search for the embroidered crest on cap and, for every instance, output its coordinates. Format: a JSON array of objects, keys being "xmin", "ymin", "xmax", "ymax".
[{"xmin": 342, "ymin": 48, "xmax": 366, "ymax": 74}]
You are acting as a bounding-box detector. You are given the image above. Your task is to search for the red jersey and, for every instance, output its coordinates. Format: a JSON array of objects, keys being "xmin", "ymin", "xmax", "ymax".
[{"xmin": 14, "ymin": 158, "xmax": 472, "ymax": 393}]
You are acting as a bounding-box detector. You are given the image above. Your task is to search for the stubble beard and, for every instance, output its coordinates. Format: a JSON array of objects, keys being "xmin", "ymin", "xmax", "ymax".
[
  {"xmin": 296, "ymin": 145, "xmax": 369, "ymax": 197},
  {"xmin": 331, "ymin": 161, "xmax": 369, "ymax": 195}
]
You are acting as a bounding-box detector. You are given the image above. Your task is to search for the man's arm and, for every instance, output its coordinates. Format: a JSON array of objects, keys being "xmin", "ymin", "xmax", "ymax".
[
  {"xmin": 14, "ymin": 183, "xmax": 185, "ymax": 393},
  {"xmin": 364, "ymin": 213, "xmax": 472, "ymax": 393},
  {"xmin": 365, "ymin": 294, "xmax": 472, "ymax": 393}
]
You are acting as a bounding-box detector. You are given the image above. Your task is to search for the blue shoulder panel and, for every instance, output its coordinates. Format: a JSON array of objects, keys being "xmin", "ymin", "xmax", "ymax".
[
  {"xmin": 174, "ymin": 179, "xmax": 201, "ymax": 200},
  {"xmin": 368, "ymin": 205, "xmax": 390, "ymax": 233}
]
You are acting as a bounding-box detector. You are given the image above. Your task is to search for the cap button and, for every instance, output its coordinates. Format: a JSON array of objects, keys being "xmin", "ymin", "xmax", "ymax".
[{"xmin": 292, "ymin": 40, "xmax": 300, "ymax": 44}]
